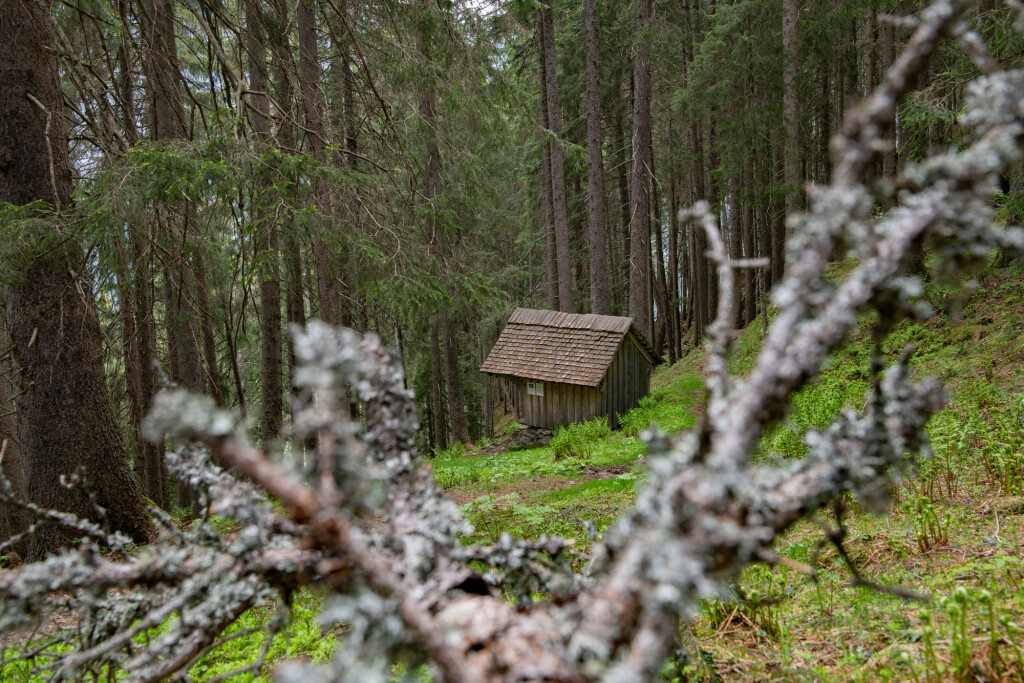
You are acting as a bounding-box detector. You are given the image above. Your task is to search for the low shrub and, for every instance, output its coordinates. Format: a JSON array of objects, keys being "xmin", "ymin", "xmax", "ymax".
[
  {"xmin": 619, "ymin": 396, "xmax": 657, "ymax": 436},
  {"xmin": 434, "ymin": 441, "xmax": 468, "ymax": 459},
  {"xmin": 551, "ymin": 416, "xmax": 612, "ymax": 460}
]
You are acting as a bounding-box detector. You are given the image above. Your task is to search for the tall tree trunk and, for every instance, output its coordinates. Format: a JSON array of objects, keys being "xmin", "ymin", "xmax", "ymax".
[
  {"xmin": 416, "ymin": 0, "xmax": 462, "ymax": 448},
  {"xmin": 443, "ymin": 317, "xmax": 469, "ymax": 444},
  {"xmin": 728, "ymin": 175, "xmax": 743, "ymax": 328},
  {"xmin": 862, "ymin": 9, "xmax": 879, "ymax": 182},
  {"xmin": 844, "ymin": 17, "xmax": 859, "ymax": 105},
  {"xmin": 782, "ymin": 0, "xmax": 801, "ymax": 236},
  {"xmin": 881, "ymin": 17, "xmax": 897, "ymax": 181},
  {"xmin": 114, "ymin": 253, "xmax": 144, "ymax": 480},
  {"xmin": 270, "ymin": 0, "xmax": 305, "ymax": 413},
  {"xmin": 337, "ymin": 18, "xmax": 358, "ymax": 328},
  {"xmin": 704, "ymin": 117, "xmax": 720, "ymax": 328},
  {"xmin": 258, "ymin": 227, "xmax": 283, "ymax": 446},
  {"xmin": 0, "ymin": 314, "xmax": 28, "ymax": 557},
  {"xmin": 690, "ymin": 222, "xmax": 705, "ymax": 348},
  {"xmin": 743, "ymin": 168, "xmax": 757, "ymax": 326},
  {"xmin": 613, "ymin": 108, "xmax": 631, "ymax": 314},
  {"xmin": 143, "ymin": 0, "xmax": 203, "ymax": 509},
  {"xmin": 115, "ymin": 0, "xmax": 166, "ymax": 507},
  {"xmin": 818, "ymin": 68, "xmax": 832, "ymax": 183},
  {"xmin": 689, "ymin": 117, "xmax": 708, "ymax": 345},
  {"xmin": 1, "ymin": 0, "xmax": 152, "ymax": 557},
  {"xmin": 194, "ymin": 252, "xmax": 223, "ymax": 404},
  {"xmin": 247, "ymin": 0, "xmax": 283, "ymax": 446},
  {"xmin": 316, "ymin": 13, "xmax": 356, "ymax": 328},
  {"xmin": 133, "ymin": 233, "xmax": 168, "ymax": 509},
  {"xmin": 771, "ymin": 142, "xmax": 786, "ymax": 285},
  {"xmin": 667, "ymin": 120, "xmax": 681, "ymax": 363},
  {"xmin": 584, "ymin": 0, "xmax": 611, "ymax": 315},
  {"xmin": 538, "ymin": 55, "xmax": 559, "ymax": 311},
  {"xmin": 429, "ymin": 324, "xmax": 447, "ymax": 452},
  {"xmin": 299, "ymin": 0, "xmax": 329, "ymax": 345},
  {"xmin": 629, "ymin": 0, "xmax": 653, "ymax": 341},
  {"xmin": 539, "ymin": 6, "xmax": 574, "ymax": 312}
]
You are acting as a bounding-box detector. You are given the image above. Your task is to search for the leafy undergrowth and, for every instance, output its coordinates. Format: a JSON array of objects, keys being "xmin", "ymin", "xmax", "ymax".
[
  {"xmin": 14, "ymin": 269, "xmax": 1024, "ymax": 681},
  {"xmin": 438, "ymin": 265, "xmax": 1024, "ymax": 682},
  {"xmin": 679, "ymin": 265, "xmax": 1024, "ymax": 682},
  {"xmin": 192, "ymin": 266, "xmax": 1024, "ymax": 681},
  {"xmin": 1, "ymin": 569, "xmax": 335, "ymax": 682},
  {"xmin": 432, "ymin": 360, "xmax": 705, "ymax": 553}
]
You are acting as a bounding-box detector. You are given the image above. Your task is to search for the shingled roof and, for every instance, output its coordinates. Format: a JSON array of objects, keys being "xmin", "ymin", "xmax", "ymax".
[{"xmin": 479, "ymin": 308, "xmax": 656, "ymax": 387}]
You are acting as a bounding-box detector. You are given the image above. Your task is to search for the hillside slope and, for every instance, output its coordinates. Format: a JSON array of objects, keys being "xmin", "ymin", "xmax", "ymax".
[{"xmin": 437, "ymin": 265, "xmax": 1024, "ymax": 682}]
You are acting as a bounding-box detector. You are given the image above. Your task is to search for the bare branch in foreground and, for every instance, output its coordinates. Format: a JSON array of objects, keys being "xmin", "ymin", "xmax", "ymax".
[{"xmin": 4, "ymin": 2, "xmax": 1024, "ymax": 681}]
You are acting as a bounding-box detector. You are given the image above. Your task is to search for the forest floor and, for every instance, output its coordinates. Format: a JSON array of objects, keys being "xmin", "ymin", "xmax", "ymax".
[
  {"xmin": 17, "ymin": 267, "xmax": 1024, "ymax": 682},
  {"xmin": 432, "ymin": 263, "xmax": 1024, "ymax": 682}
]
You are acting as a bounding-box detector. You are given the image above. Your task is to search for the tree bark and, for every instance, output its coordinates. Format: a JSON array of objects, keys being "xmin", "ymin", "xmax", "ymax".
[
  {"xmin": 728, "ymin": 175, "xmax": 743, "ymax": 329},
  {"xmin": 538, "ymin": 49, "xmax": 559, "ymax": 311},
  {"xmin": 416, "ymin": 1, "xmax": 456, "ymax": 450},
  {"xmin": 881, "ymin": 17, "xmax": 897, "ymax": 181},
  {"xmin": 1, "ymin": 0, "xmax": 153, "ymax": 556},
  {"xmin": 133, "ymin": 232, "xmax": 168, "ymax": 509},
  {"xmin": 0, "ymin": 314, "xmax": 28, "ymax": 557},
  {"xmin": 782, "ymin": 0, "xmax": 801, "ymax": 235},
  {"xmin": 689, "ymin": 117, "xmax": 708, "ymax": 345},
  {"xmin": 115, "ymin": 0, "xmax": 167, "ymax": 507},
  {"xmin": 704, "ymin": 117, "xmax": 720, "ymax": 328},
  {"xmin": 193, "ymin": 251, "xmax": 223, "ymax": 404},
  {"xmin": 771, "ymin": 142, "xmax": 786, "ymax": 285},
  {"xmin": 143, "ymin": 0, "xmax": 204, "ymax": 509},
  {"xmin": 274, "ymin": 0, "xmax": 306, "ymax": 430},
  {"xmin": 613, "ymin": 108, "xmax": 631, "ymax": 314},
  {"xmin": 312, "ymin": 12, "xmax": 348, "ymax": 327},
  {"xmin": 667, "ymin": 120, "xmax": 681, "ymax": 363},
  {"xmin": 316, "ymin": 13, "xmax": 356, "ymax": 328},
  {"xmin": 258, "ymin": 227, "xmax": 283, "ymax": 446},
  {"xmin": 443, "ymin": 317, "xmax": 469, "ymax": 445},
  {"xmin": 743, "ymin": 170, "xmax": 757, "ymax": 326},
  {"xmin": 629, "ymin": 0, "xmax": 653, "ymax": 341},
  {"xmin": 539, "ymin": 6, "xmax": 574, "ymax": 312},
  {"xmin": 584, "ymin": 0, "xmax": 611, "ymax": 315},
  {"xmin": 429, "ymin": 324, "xmax": 447, "ymax": 452},
  {"xmin": 247, "ymin": 0, "xmax": 283, "ymax": 446}
]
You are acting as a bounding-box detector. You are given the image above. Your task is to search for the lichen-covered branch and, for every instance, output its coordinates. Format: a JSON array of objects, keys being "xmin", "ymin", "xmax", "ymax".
[{"xmin": 3, "ymin": 2, "xmax": 1024, "ymax": 681}]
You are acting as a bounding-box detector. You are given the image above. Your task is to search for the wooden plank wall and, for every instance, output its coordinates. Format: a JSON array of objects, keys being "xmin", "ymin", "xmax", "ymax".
[
  {"xmin": 513, "ymin": 378, "xmax": 601, "ymax": 429},
  {"xmin": 506, "ymin": 333, "xmax": 652, "ymax": 430},
  {"xmin": 598, "ymin": 334, "xmax": 651, "ymax": 429}
]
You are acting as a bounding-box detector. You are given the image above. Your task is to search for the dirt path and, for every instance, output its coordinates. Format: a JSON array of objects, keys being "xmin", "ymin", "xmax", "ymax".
[{"xmin": 443, "ymin": 463, "xmax": 632, "ymax": 506}]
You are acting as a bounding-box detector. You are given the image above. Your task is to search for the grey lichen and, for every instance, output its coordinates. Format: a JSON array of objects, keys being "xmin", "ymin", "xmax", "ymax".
[{"xmin": 2, "ymin": 2, "xmax": 1024, "ymax": 681}]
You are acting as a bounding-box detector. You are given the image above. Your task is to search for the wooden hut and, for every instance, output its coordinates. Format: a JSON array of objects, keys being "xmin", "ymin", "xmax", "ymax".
[{"xmin": 480, "ymin": 308, "xmax": 659, "ymax": 430}]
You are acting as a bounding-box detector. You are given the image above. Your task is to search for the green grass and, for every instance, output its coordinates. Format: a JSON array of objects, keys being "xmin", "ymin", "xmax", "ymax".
[
  {"xmin": 551, "ymin": 416, "xmax": 613, "ymax": 459},
  {"xmin": 439, "ymin": 266, "xmax": 1024, "ymax": 681},
  {"xmin": 0, "ymin": 589, "xmax": 335, "ymax": 682},
  {"xmin": 433, "ymin": 364, "xmax": 706, "ymax": 553},
  {"xmin": 17, "ymin": 267, "xmax": 1024, "ymax": 682},
  {"xmin": 184, "ymin": 590, "xmax": 335, "ymax": 681},
  {"xmin": 672, "ymin": 266, "xmax": 1024, "ymax": 681}
]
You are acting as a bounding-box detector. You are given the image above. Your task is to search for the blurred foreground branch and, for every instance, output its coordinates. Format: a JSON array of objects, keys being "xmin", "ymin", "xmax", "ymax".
[{"xmin": 3, "ymin": 1, "xmax": 1024, "ymax": 680}]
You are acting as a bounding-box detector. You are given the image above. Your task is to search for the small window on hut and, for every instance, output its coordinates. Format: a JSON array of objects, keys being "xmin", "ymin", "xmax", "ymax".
[{"xmin": 527, "ymin": 381, "xmax": 544, "ymax": 396}]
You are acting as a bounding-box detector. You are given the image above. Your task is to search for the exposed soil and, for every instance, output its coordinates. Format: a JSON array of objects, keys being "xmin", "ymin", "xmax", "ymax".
[{"xmin": 443, "ymin": 462, "xmax": 635, "ymax": 507}]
